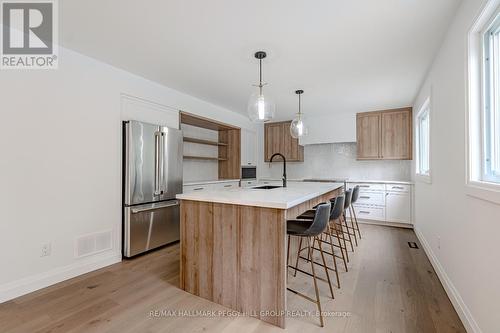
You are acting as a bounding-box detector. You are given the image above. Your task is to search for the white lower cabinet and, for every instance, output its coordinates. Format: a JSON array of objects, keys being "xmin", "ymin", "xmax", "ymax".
[
  {"xmin": 355, "ymin": 191, "xmax": 385, "ymax": 206},
  {"xmin": 353, "ymin": 205, "xmax": 386, "ymax": 221},
  {"xmin": 385, "ymin": 191, "xmax": 411, "ymax": 223},
  {"xmin": 347, "ymin": 182, "xmax": 412, "ymax": 225}
]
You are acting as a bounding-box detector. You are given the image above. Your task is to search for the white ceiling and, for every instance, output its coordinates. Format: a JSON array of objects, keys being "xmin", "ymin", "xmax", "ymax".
[{"xmin": 60, "ymin": 0, "xmax": 461, "ymax": 120}]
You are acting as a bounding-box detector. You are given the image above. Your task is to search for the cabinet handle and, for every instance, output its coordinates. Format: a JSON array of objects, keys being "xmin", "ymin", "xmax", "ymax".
[
  {"xmin": 224, "ymin": 184, "xmax": 232, "ymax": 188},
  {"xmin": 194, "ymin": 187, "xmax": 204, "ymax": 191},
  {"xmin": 359, "ymin": 185, "xmax": 370, "ymax": 188},
  {"xmin": 359, "ymin": 211, "xmax": 370, "ymax": 214},
  {"xmin": 392, "ymin": 186, "xmax": 404, "ymax": 189},
  {"xmin": 360, "ymin": 196, "xmax": 370, "ymax": 199}
]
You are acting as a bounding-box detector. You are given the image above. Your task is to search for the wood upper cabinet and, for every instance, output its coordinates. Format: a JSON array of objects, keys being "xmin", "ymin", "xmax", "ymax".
[
  {"xmin": 265, "ymin": 122, "xmax": 284, "ymax": 161},
  {"xmin": 264, "ymin": 121, "xmax": 304, "ymax": 162},
  {"xmin": 356, "ymin": 107, "xmax": 412, "ymax": 160},
  {"xmin": 381, "ymin": 109, "xmax": 412, "ymax": 159},
  {"xmin": 356, "ymin": 113, "xmax": 381, "ymax": 159}
]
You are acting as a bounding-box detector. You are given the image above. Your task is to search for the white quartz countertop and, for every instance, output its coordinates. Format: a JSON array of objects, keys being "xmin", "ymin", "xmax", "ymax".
[
  {"xmin": 183, "ymin": 179, "xmax": 240, "ymax": 186},
  {"xmin": 347, "ymin": 179, "xmax": 413, "ymax": 185},
  {"xmin": 260, "ymin": 178, "xmax": 413, "ymax": 185},
  {"xmin": 176, "ymin": 182, "xmax": 344, "ymax": 209}
]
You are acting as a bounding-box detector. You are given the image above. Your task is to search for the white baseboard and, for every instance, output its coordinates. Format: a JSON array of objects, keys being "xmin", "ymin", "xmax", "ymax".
[
  {"xmin": 414, "ymin": 227, "xmax": 481, "ymax": 333},
  {"xmin": 358, "ymin": 219, "xmax": 414, "ymax": 229},
  {"xmin": 0, "ymin": 251, "xmax": 122, "ymax": 303}
]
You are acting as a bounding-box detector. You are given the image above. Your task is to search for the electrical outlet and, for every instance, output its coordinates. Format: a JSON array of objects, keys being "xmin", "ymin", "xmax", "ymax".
[{"xmin": 41, "ymin": 243, "xmax": 51, "ymax": 257}]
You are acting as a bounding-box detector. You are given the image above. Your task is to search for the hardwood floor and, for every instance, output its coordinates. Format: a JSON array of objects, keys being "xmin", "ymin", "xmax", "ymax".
[{"xmin": 0, "ymin": 224, "xmax": 466, "ymax": 333}]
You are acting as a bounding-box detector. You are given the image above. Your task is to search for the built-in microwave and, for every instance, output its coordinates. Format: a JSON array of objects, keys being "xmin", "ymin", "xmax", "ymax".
[{"xmin": 241, "ymin": 166, "xmax": 257, "ymax": 180}]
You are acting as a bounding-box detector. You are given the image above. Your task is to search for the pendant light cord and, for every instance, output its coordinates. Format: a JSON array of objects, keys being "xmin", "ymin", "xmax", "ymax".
[
  {"xmin": 298, "ymin": 93, "xmax": 302, "ymax": 119},
  {"xmin": 259, "ymin": 58, "xmax": 263, "ymax": 95}
]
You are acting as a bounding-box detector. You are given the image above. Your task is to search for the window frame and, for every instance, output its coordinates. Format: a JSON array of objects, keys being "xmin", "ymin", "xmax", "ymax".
[
  {"xmin": 483, "ymin": 14, "xmax": 500, "ymax": 183},
  {"xmin": 467, "ymin": 0, "xmax": 500, "ymax": 204},
  {"xmin": 416, "ymin": 98, "xmax": 431, "ymax": 183}
]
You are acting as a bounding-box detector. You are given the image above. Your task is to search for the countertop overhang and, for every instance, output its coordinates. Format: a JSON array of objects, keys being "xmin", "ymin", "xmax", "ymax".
[{"xmin": 176, "ymin": 181, "xmax": 344, "ymax": 209}]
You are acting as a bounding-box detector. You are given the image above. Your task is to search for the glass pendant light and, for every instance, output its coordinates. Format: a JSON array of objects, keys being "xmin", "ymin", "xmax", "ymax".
[
  {"xmin": 247, "ymin": 51, "xmax": 276, "ymax": 122},
  {"xmin": 290, "ymin": 89, "xmax": 307, "ymax": 139}
]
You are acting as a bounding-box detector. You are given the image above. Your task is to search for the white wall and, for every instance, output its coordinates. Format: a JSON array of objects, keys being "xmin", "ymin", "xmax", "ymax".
[
  {"xmin": 298, "ymin": 112, "xmax": 356, "ymax": 145},
  {"xmin": 412, "ymin": 0, "xmax": 500, "ymax": 332},
  {"xmin": 0, "ymin": 46, "xmax": 253, "ymax": 302},
  {"xmin": 259, "ymin": 142, "xmax": 411, "ymax": 181}
]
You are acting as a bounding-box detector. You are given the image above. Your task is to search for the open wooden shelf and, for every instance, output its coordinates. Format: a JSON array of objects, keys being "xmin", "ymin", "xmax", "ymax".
[
  {"xmin": 183, "ymin": 137, "xmax": 228, "ymax": 146},
  {"xmin": 180, "ymin": 111, "xmax": 241, "ymax": 179},
  {"xmin": 183, "ymin": 155, "xmax": 227, "ymax": 161}
]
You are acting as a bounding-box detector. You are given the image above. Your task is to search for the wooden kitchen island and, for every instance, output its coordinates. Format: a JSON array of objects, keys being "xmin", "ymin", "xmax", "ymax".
[{"xmin": 176, "ymin": 182, "xmax": 344, "ymax": 328}]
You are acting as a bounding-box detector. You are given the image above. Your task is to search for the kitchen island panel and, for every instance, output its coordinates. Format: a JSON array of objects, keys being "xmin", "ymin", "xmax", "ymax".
[
  {"xmin": 239, "ymin": 205, "xmax": 286, "ymax": 327},
  {"xmin": 180, "ymin": 200, "xmax": 214, "ymax": 300},
  {"xmin": 179, "ymin": 184, "xmax": 343, "ymax": 328},
  {"xmin": 213, "ymin": 203, "xmax": 239, "ymax": 310}
]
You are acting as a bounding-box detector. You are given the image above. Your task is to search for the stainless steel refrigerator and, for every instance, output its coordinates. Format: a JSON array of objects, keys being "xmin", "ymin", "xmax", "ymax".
[{"xmin": 122, "ymin": 120, "xmax": 183, "ymax": 258}]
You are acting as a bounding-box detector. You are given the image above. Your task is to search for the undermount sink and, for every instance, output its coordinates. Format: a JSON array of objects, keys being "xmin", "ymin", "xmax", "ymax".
[{"xmin": 251, "ymin": 185, "xmax": 282, "ymax": 190}]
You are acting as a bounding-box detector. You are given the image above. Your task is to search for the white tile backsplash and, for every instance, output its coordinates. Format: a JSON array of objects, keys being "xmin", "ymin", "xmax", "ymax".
[{"xmin": 260, "ymin": 142, "xmax": 411, "ymax": 181}]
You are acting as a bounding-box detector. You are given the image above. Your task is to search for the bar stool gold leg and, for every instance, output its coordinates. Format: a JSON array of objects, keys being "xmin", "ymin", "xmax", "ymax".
[
  {"xmin": 330, "ymin": 221, "xmax": 348, "ymax": 270},
  {"xmin": 351, "ymin": 206, "xmax": 362, "ymax": 239},
  {"xmin": 349, "ymin": 208, "xmax": 359, "ymax": 246},
  {"xmin": 342, "ymin": 214, "xmax": 355, "ymax": 252},
  {"xmin": 307, "ymin": 237, "xmax": 324, "ymax": 327},
  {"xmin": 326, "ymin": 225, "xmax": 342, "ymax": 286},
  {"xmin": 315, "ymin": 236, "xmax": 335, "ymax": 299},
  {"xmin": 287, "ymin": 235, "xmax": 291, "ymax": 265},
  {"xmin": 336, "ymin": 219, "xmax": 350, "ymax": 262},
  {"xmin": 293, "ymin": 237, "xmax": 303, "ymax": 277}
]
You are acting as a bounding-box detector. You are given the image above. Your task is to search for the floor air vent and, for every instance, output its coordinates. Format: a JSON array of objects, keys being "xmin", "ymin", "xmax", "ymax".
[
  {"xmin": 75, "ymin": 230, "xmax": 113, "ymax": 258},
  {"xmin": 408, "ymin": 241, "xmax": 419, "ymax": 249}
]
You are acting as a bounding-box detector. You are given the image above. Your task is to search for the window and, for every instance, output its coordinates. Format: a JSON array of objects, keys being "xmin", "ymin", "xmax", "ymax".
[
  {"xmin": 483, "ymin": 12, "xmax": 500, "ymax": 183},
  {"xmin": 467, "ymin": 0, "xmax": 500, "ymax": 203},
  {"xmin": 416, "ymin": 99, "xmax": 431, "ymax": 181}
]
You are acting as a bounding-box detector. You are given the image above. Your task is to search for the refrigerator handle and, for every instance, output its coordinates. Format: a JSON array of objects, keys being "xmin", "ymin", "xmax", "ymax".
[
  {"xmin": 154, "ymin": 131, "xmax": 162, "ymax": 196},
  {"xmin": 130, "ymin": 200, "xmax": 179, "ymax": 213},
  {"xmin": 159, "ymin": 131, "xmax": 165, "ymax": 194}
]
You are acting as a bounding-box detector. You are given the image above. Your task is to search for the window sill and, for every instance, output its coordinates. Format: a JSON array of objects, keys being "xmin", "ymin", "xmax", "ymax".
[
  {"xmin": 465, "ymin": 181, "xmax": 500, "ymax": 205},
  {"xmin": 415, "ymin": 173, "xmax": 432, "ymax": 184}
]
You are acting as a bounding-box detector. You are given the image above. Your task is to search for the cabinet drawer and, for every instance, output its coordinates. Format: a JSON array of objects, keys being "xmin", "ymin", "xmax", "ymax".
[
  {"xmin": 350, "ymin": 183, "xmax": 385, "ymax": 192},
  {"xmin": 241, "ymin": 180, "xmax": 257, "ymax": 188},
  {"xmin": 385, "ymin": 184, "xmax": 410, "ymax": 192},
  {"xmin": 211, "ymin": 182, "xmax": 239, "ymax": 190},
  {"xmin": 183, "ymin": 184, "xmax": 209, "ymax": 193},
  {"xmin": 352, "ymin": 205, "xmax": 385, "ymax": 221},
  {"xmin": 259, "ymin": 180, "xmax": 283, "ymax": 186},
  {"xmin": 355, "ymin": 192, "xmax": 385, "ymax": 206}
]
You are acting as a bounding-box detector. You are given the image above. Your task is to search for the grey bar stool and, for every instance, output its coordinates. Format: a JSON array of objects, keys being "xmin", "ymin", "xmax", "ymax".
[
  {"xmin": 295, "ymin": 194, "xmax": 348, "ymax": 288},
  {"xmin": 341, "ymin": 189, "xmax": 356, "ymax": 250},
  {"xmin": 350, "ymin": 185, "xmax": 362, "ymax": 239},
  {"xmin": 286, "ymin": 202, "xmax": 333, "ymax": 327}
]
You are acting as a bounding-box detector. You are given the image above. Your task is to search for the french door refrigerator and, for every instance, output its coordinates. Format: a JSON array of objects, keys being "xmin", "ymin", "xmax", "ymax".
[{"xmin": 123, "ymin": 120, "xmax": 183, "ymax": 257}]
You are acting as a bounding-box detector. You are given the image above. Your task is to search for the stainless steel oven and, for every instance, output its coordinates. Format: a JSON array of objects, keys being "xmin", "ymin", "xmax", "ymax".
[{"xmin": 241, "ymin": 166, "xmax": 257, "ymax": 180}]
